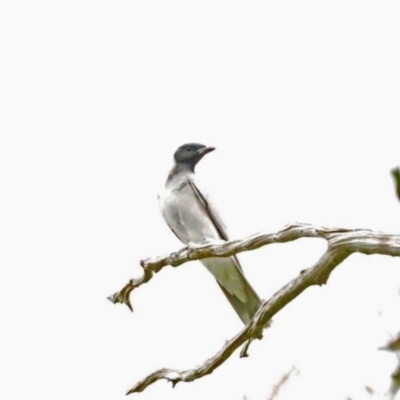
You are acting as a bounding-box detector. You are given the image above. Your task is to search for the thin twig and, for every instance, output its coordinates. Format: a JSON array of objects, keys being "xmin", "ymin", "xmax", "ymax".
[{"xmin": 266, "ymin": 366, "xmax": 298, "ymax": 400}]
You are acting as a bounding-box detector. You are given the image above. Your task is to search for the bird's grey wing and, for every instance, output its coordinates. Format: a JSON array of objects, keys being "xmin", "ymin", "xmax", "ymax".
[
  {"xmin": 187, "ymin": 177, "xmax": 244, "ymax": 273},
  {"xmin": 187, "ymin": 176, "xmax": 262, "ymax": 324},
  {"xmin": 187, "ymin": 177, "xmax": 229, "ymax": 240}
]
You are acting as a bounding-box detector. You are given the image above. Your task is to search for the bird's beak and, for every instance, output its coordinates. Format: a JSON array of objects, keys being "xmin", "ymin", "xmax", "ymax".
[{"xmin": 197, "ymin": 146, "xmax": 216, "ymax": 156}]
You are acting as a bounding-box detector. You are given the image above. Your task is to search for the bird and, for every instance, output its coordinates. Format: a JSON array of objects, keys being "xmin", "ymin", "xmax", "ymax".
[{"xmin": 158, "ymin": 143, "xmax": 263, "ymax": 325}]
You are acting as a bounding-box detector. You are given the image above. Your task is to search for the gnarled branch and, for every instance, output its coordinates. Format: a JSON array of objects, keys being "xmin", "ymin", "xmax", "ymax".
[{"xmin": 107, "ymin": 223, "xmax": 400, "ymax": 395}]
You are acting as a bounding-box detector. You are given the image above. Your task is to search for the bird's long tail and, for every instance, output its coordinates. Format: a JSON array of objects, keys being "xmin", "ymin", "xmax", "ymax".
[
  {"xmin": 216, "ymin": 275, "xmax": 263, "ymax": 326},
  {"xmin": 201, "ymin": 256, "xmax": 267, "ymax": 326}
]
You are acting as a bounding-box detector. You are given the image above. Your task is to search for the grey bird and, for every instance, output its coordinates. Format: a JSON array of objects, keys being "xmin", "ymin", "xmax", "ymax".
[{"xmin": 158, "ymin": 143, "xmax": 262, "ymax": 325}]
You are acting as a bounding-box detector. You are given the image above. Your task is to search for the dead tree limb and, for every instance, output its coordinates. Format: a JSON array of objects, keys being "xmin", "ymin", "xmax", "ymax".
[{"xmin": 107, "ymin": 223, "xmax": 400, "ymax": 395}]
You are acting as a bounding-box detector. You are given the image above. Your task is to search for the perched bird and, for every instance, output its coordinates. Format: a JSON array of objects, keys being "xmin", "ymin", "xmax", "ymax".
[{"xmin": 158, "ymin": 143, "xmax": 263, "ymax": 325}]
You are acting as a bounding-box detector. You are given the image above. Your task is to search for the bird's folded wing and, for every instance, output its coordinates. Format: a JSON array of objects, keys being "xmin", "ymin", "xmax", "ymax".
[{"xmin": 187, "ymin": 177, "xmax": 244, "ymax": 273}]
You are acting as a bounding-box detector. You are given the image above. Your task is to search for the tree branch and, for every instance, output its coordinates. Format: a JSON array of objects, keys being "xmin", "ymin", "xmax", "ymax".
[
  {"xmin": 266, "ymin": 366, "xmax": 298, "ymax": 400},
  {"xmin": 108, "ymin": 223, "xmax": 400, "ymax": 312},
  {"xmin": 107, "ymin": 223, "xmax": 400, "ymax": 395}
]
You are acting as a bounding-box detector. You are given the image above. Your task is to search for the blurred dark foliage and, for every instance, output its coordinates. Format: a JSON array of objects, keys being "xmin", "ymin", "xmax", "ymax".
[
  {"xmin": 391, "ymin": 167, "xmax": 400, "ymax": 202},
  {"xmin": 384, "ymin": 167, "xmax": 400, "ymax": 399}
]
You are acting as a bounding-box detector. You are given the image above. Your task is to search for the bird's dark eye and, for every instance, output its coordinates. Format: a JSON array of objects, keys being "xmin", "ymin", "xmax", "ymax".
[{"xmin": 186, "ymin": 146, "xmax": 192, "ymax": 152}]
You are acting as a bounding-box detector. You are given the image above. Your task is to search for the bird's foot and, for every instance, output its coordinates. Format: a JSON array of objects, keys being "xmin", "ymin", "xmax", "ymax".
[{"xmin": 187, "ymin": 241, "xmax": 200, "ymax": 250}]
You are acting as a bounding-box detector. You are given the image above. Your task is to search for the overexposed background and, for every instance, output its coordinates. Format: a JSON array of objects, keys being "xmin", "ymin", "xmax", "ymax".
[{"xmin": 1, "ymin": 1, "xmax": 400, "ymax": 399}]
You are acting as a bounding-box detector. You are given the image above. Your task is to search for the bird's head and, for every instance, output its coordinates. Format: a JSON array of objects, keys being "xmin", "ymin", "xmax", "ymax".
[{"xmin": 173, "ymin": 143, "xmax": 215, "ymax": 170}]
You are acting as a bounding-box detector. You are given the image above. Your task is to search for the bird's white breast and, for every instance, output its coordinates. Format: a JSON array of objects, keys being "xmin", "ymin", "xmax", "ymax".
[{"xmin": 158, "ymin": 176, "xmax": 220, "ymax": 245}]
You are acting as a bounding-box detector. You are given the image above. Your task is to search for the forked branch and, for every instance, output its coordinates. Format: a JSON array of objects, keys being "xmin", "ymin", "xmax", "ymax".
[{"xmin": 107, "ymin": 223, "xmax": 400, "ymax": 395}]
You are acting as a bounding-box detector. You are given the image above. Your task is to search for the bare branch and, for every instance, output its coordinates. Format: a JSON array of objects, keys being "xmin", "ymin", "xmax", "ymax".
[
  {"xmin": 110, "ymin": 223, "xmax": 400, "ymax": 395},
  {"xmin": 266, "ymin": 366, "xmax": 298, "ymax": 400},
  {"xmin": 108, "ymin": 223, "xmax": 400, "ymax": 311},
  {"xmin": 107, "ymin": 267, "xmax": 153, "ymax": 312}
]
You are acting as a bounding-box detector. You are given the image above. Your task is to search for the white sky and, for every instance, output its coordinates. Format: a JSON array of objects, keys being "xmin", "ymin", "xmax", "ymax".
[{"xmin": 1, "ymin": 1, "xmax": 400, "ymax": 400}]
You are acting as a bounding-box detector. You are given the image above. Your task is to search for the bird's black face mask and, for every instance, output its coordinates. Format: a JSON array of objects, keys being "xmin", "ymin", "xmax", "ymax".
[{"xmin": 173, "ymin": 143, "xmax": 215, "ymax": 170}]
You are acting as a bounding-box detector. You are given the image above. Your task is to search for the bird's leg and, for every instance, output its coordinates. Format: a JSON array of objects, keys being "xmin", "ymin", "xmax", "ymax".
[
  {"xmin": 182, "ymin": 241, "xmax": 201, "ymax": 259},
  {"xmin": 200, "ymin": 237, "xmax": 214, "ymax": 246}
]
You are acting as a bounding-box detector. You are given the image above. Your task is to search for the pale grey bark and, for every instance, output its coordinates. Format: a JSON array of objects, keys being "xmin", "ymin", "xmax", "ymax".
[{"xmin": 107, "ymin": 223, "xmax": 400, "ymax": 395}]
